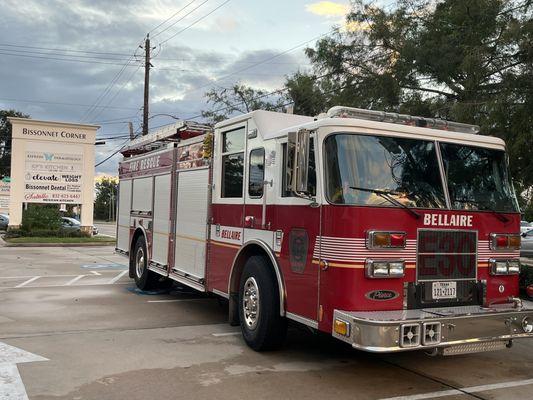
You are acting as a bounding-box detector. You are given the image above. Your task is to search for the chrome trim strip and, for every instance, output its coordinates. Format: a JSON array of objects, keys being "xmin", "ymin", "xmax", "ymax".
[
  {"xmin": 168, "ymin": 272, "xmax": 206, "ymax": 292},
  {"xmin": 333, "ymin": 302, "xmax": 533, "ymax": 353},
  {"xmin": 212, "ymin": 288, "xmax": 229, "ymax": 299},
  {"xmin": 286, "ymin": 312, "xmax": 319, "ymax": 329},
  {"xmin": 148, "ymin": 262, "xmax": 168, "ymax": 277},
  {"xmin": 435, "ymin": 141, "xmax": 451, "ymax": 209}
]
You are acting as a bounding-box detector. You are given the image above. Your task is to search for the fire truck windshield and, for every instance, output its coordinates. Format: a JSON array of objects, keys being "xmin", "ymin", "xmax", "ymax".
[
  {"xmin": 324, "ymin": 133, "xmax": 519, "ymax": 213},
  {"xmin": 324, "ymin": 133, "xmax": 446, "ymax": 208},
  {"xmin": 440, "ymin": 143, "xmax": 519, "ymax": 213}
]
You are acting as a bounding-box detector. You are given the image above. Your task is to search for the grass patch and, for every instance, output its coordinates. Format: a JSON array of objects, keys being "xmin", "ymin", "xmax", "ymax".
[{"xmin": 4, "ymin": 235, "xmax": 116, "ymax": 244}]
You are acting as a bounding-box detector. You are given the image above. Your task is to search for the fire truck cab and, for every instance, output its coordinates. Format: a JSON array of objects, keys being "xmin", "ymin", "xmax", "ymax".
[{"xmin": 117, "ymin": 107, "xmax": 533, "ymax": 355}]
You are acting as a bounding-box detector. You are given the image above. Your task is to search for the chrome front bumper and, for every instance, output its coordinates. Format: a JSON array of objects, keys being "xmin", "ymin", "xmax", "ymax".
[{"xmin": 333, "ymin": 300, "xmax": 533, "ymax": 354}]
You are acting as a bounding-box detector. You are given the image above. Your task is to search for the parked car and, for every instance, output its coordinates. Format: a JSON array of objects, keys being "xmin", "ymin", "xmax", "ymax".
[
  {"xmin": 522, "ymin": 229, "xmax": 533, "ymax": 258},
  {"xmin": 61, "ymin": 217, "xmax": 98, "ymax": 235},
  {"xmin": 0, "ymin": 213, "xmax": 8, "ymax": 230},
  {"xmin": 521, "ymin": 220, "xmax": 532, "ymax": 234}
]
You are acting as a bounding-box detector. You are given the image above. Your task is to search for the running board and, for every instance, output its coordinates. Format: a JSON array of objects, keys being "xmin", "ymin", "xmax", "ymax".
[
  {"xmin": 148, "ymin": 262, "xmax": 168, "ymax": 277},
  {"xmin": 169, "ymin": 270, "xmax": 206, "ymax": 292}
]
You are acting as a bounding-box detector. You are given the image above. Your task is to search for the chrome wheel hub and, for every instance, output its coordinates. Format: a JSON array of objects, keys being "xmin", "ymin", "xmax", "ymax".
[
  {"xmin": 243, "ymin": 277, "xmax": 260, "ymax": 330},
  {"xmin": 135, "ymin": 247, "xmax": 145, "ymax": 278}
]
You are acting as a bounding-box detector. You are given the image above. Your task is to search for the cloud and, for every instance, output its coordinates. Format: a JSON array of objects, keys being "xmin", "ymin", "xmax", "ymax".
[{"xmin": 306, "ymin": 1, "xmax": 349, "ymax": 17}]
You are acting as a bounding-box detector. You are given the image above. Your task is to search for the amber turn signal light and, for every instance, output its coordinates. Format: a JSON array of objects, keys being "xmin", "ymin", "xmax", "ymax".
[
  {"xmin": 490, "ymin": 233, "xmax": 521, "ymax": 250},
  {"xmin": 367, "ymin": 231, "xmax": 406, "ymax": 249}
]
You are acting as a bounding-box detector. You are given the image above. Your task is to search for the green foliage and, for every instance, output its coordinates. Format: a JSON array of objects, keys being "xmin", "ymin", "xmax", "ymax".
[
  {"xmin": 201, "ymin": 84, "xmax": 289, "ymax": 124},
  {"xmin": 20, "ymin": 204, "xmax": 62, "ymax": 233},
  {"xmin": 94, "ymin": 177, "xmax": 118, "ymax": 221},
  {"xmin": 0, "ymin": 109, "xmax": 30, "ymax": 177}
]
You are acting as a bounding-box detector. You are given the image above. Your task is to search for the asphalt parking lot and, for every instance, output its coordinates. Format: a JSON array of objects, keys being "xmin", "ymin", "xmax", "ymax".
[{"xmin": 1, "ymin": 246, "xmax": 533, "ymax": 400}]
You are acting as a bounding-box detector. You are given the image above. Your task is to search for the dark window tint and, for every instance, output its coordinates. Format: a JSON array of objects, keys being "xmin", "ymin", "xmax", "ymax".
[
  {"xmin": 440, "ymin": 143, "xmax": 519, "ymax": 212},
  {"xmin": 222, "ymin": 153, "xmax": 244, "ymax": 198},
  {"xmin": 282, "ymin": 139, "xmax": 316, "ymax": 197},
  {"xmin": 222, "ymin": 127, "xmax": 245, "ymax": 153},
  {"xmin": 249, "ymin": 148, "xmax": 265, "ymax": 198}
]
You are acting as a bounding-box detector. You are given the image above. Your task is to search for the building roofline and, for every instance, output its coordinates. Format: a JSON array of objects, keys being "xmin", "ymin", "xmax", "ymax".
[{"xmin": 7, "ymin": 117, "xmax": 100, "ymax": 130}]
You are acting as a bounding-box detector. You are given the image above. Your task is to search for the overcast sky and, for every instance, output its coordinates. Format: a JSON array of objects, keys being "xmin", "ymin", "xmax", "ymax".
[{"xmin": 0, "ymin": 0, "xmax": 384, "ymax": 175}]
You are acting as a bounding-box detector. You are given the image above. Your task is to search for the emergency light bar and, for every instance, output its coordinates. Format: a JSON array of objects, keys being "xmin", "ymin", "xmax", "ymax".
[{"xmin": 327, "ymin": 106, "xmax": 480, "ymax": 134}]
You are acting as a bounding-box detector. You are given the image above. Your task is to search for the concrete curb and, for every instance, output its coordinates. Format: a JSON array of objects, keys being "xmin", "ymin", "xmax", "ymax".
[{"xmin": 3, "ymin": 241, "xmax": 116, "ymax": 248}]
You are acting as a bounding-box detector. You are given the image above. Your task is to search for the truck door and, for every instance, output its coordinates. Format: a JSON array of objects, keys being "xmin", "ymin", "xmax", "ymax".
[{"xmin": 274, "ymin": 137, "xmax": 320, "ymax": 324}]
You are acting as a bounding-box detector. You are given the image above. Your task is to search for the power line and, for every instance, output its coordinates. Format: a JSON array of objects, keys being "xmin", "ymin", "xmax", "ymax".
[
  {"xmin": 148, "ymin": 0, "xmax": 198, "ymax": 35},
  {"xmin": 151, "ymin": 0, "xmax": 210, "ymax": 39},
  {"xmin": 89, "ymin": 65, "xmax": 143, "ymax": 123},
  {"xmin": 0, "ymin": 50, "xmax": 140, "ymax": 66},
  {"xmin": 178, "ymin": 28, "xmax": 333, "ymax": 97},
  {"xmin": 0, "ymin": 47, "xmax": 132, "ymax": 61},
  {"xmin": 158, "ymin": 0, "xmax": 231, "ymax": 46},
  {"xmin": 0, "ymin": 97, "xmax": 141, "ymax": 111},
  {"xmin": 0, "ymin": 42, "xmax": 134, "ymax": 57}
]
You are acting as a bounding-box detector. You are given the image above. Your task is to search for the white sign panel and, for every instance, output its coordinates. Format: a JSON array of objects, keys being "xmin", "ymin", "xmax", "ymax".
[
  {"xmin": 23, "ymin": 142, "xmax": 83, "ymax": 204},
  {"xmin": 0, "ymin": 181, "xmax": 9, "ymax": 212}
]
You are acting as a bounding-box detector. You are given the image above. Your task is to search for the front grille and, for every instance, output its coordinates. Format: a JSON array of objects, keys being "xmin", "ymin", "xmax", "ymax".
[{"xmin": 417, "ymin": 230, "xmax": 477, "ymax": 281}]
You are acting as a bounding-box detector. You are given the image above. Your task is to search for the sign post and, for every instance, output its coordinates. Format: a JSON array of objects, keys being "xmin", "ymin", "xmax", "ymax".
[{"xmin": 7, "ymin": 118, "xmax": 99, "ymax": 234}]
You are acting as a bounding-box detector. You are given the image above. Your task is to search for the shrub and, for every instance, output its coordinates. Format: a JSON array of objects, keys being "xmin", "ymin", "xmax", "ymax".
[{"xmin": 21, "ymin": 205, "xmax": 61, "ymax": 233}]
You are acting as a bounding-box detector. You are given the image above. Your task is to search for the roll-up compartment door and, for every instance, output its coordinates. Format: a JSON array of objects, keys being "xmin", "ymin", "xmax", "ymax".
[
  {"xmin": 116, "ymin": 179, "xmax": 132, "ymax": 252},
  {"xmin": 152, "ymin": 174, "xmax": 171, "ymax": 266},
  {"xmin": 174, "ymin": 169, "xmax": 209, "ymax": 280}
]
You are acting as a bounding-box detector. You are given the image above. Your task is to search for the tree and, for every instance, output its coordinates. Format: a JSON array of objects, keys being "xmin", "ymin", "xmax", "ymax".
[
  {"xmin": 201, "ymin": 83, "xmax": 288, "ymax": 124},
  {"xmin": 0, "ymin": 110, "xmax": 29, "ymax": 177},
  {"xmin": 94, "ymin": 177, "xmax": 118, "ymax": 221}
]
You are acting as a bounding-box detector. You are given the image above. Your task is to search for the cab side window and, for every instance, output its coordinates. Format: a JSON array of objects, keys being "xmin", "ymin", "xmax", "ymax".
[
  {"xmin": 248, "ymin": 148, "xmax": 265, "ymax": 198},
  {"xmin": 221, "ymin": 127, "xmax": 245, "ymax": 198},
  {"xmin": 282, "ymin": 138, "xmax": 316, "ymax": 197}
]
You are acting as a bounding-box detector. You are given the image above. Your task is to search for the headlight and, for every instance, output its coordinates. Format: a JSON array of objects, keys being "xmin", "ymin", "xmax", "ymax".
[
  {"xmin": 366, "ymin": 259, "xmax": 405, "ymax": 278},
  {"xmin": 489, "ymin": 259, "xmax": 521, "ymax": 275}
]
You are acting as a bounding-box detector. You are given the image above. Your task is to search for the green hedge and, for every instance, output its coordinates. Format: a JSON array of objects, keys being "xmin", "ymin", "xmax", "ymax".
[{"xmin": 21, "ymin": 205, "xmax": 62, "ymax": 232}]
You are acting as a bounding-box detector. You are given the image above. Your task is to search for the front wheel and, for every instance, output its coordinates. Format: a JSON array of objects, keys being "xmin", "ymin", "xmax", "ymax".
[{"xmin": 239, "ymin": 256, "xmax": 287, "ymax": 351}]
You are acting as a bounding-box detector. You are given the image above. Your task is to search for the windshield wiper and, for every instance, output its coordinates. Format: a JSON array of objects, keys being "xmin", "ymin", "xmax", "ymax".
[
  {"xmin": 452, "ymin": 198, "xmax": 510, "ymax": 223},
  {"xmin": 349, "ymin": 186, "xmax": 421, "ymax": 219}
]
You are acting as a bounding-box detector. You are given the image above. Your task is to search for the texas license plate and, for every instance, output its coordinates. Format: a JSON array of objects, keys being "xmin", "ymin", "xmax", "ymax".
[{"xmin": 432, "ymin": 281, "xmax": 457, "ymax": 300}]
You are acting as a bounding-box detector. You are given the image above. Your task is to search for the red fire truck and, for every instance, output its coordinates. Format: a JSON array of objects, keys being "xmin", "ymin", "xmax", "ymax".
[{"xmin": 116, "ymin": 106, "xmax": 533, "ymax": 355}]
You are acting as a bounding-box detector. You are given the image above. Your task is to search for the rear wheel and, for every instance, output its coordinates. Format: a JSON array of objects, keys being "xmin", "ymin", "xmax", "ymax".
[
  {"xmin": 239, "ymin": 256, "xmax": 287, "ymax": 351},
  {"xmin": 132, "ymin": 236, "xmax": 159, "ymax": 290}
]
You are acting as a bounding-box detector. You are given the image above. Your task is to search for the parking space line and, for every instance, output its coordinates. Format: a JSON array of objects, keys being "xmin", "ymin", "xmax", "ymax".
[
  {"xmin": 212, "ymin": 332, "xmax": 240, "ymax": 337},
  {"xmin": 15, "ymin": 276, "xmax": 40, "ymax": 288},
  {"xmin": 64, "ymin": 275, "xmax": 85, "ymax": 286},
  {"xmin": 108, "ymin": 270, "xmax": 128, "ymax": 284},
  {"xmin": 90, "ymin": 271, "xmax": 102, "ymax": 276},
  {"xmin": 379, "ymin": 378, "xmax": 533, "ymax": 400},
  {"xmin": 0, "ymin": 282, "xmax": 131, "ymax": 290}
]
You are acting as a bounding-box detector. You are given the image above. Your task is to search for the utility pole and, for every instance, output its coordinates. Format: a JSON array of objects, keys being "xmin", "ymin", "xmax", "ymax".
[
  {"xmin": 128, "ymin": 121, "xmax": 134, "ymax": 140},
  {"xmin": 142, "ymin": 34, "xmax": 151, "ymax": 136}
]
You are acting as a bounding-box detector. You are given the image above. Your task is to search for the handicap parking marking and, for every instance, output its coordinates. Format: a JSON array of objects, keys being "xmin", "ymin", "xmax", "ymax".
[{"xmin": 379, "ymin": 378, "xmax": 533, "ymax": 400}]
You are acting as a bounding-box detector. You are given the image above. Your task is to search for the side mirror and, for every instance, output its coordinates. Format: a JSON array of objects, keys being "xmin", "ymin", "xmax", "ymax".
[
  {"xmin": 287, "ymin": 129, "xmax": 310, "ymax": 197},
  {"xmin": 522, "ymin": 232, "xmax": 527, "ymax": 238}
]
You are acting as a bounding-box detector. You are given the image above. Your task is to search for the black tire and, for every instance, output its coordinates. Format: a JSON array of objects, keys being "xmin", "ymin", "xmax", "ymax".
[
  {"xmin": 238, "ymin": 256, "xmax": 287, "ymax": 351},
  {"xmin": 132, "ymin": 236, "xmax": 159, "ymax": 290}
]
